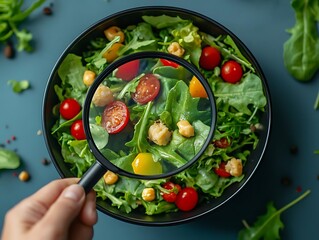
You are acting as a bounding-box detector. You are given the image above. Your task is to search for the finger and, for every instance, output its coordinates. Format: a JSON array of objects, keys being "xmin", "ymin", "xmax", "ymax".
[
  {"xmin": 79, "ymin": 190, "xmax": 98, "ymax": 226},
  {"xmin": 69, "ymin": 219, "xmax": 94, "ymax": 240},
  {"xmin": 32, "ymin": 184, "xmax": 86, "ymax": 239},
  {"xmin": 4, "ymin": 178, "xmax": 80, "ymax": 231},
  {"xmin": 28, "ymin": 178, "xmax": 79, "ymax": 209}
]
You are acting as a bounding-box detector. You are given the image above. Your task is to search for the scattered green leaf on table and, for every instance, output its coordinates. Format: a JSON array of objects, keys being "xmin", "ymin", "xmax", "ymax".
[
  {"xmin": 238, "ymin": 190, "xmax": 311, "ymax": 240},
  {"xmin": 7, "ymin": 80, "xmax": 30, "ymax": 93},
  {"xmin": 0, "ymin": 147, "xmax": 21, "ymax": 169},
  {"xmin": 283, "ymin": 0, "xmax": 319, "ymax": 82},
  {"xmin": 314, "ymin": 91, "xmax": 319, "ymax": 110}
]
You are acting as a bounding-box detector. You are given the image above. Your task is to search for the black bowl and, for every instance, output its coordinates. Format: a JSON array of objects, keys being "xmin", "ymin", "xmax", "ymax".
[{"xmin": 42, "ymin": 6, "xmax": 271, "ymax": 226}]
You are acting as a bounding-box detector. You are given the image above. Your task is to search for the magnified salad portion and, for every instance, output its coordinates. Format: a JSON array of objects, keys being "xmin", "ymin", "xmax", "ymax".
[
  {"xmin": 87, "ymin": 56, "xmax": 213, "ymax": 176},
  {"xmin": 51, "ymin": 15, "xmax": 267, "ymax": 214}
]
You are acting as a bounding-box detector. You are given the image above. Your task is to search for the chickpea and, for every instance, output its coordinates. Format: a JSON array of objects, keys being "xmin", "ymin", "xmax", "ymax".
[
  {"xmin": 225, "ymin": 158, "xmax": 243, "ymax": 177},
  {"xmin": 168, "ymin": 42, "xmax": 185, "ymax": 57},
  {"xmin": 142, "ymin": 188, "xmax": 156, "ymax": 202},
  {"xmin": 177, "ymin": 120, "xmax": 194, "ymax": 138},
  {"xmin": 102, "ymin": 43, "xmax": 123, "ymax": 63},
  {"xmin": 83, "ymin": 70, "xmax": 96, "ymax": 87},
  {"xmin": 104, "ymin": 26, "xmax": 125, "ymax": 43},
  {"xmin": 148, "ymin": 120, "xmax": 172, "ymax": 146},
  {"xmin": 18, "ymin": 171, "xmax": 30, "ymax": 182},
  {"xmin": 103, "ymin": 170, "xmax": 119, "ymax": 185},
  {"xmin": 92, "ymin": 85, "xmax": 114, "ymax": 107}
]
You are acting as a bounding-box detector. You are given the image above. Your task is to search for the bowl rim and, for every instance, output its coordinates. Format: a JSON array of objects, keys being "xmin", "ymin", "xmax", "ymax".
[{"xmin": 42, "ymin": 5, "xmax": 272, "ymax": 226}]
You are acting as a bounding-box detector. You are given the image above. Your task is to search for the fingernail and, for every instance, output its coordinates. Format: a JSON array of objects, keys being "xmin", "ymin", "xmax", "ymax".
[{"xmin": 63, "ymin": 184, "xmax": 84, "ymax": 201}]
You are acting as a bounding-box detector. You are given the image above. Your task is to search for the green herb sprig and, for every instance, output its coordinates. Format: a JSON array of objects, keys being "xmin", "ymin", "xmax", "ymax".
[
  {"xmin": 238, "ymin": 190, "xmax": 311, "ymax": 240},
  {"xmin": 0, "ymin": 0, "xmax": 46, "ymax": 52}
]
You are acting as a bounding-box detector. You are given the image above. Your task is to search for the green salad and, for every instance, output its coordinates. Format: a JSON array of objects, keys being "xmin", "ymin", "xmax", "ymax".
[{"xmin": 51, "ymin": 15, "xmax": 267, "ymax": 215}]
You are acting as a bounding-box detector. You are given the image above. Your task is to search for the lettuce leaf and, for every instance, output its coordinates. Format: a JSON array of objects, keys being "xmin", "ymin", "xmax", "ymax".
[
  {"xmin": 213, "ymin": 73, "xmax": 267, "ymax": 115},
  {"xmin": 0, "ymin": 147, "xmax": 20, "ymax": 169},
  {"xmin": 56, "ymin": 53, "xmax": 87, "ymax": 104}
]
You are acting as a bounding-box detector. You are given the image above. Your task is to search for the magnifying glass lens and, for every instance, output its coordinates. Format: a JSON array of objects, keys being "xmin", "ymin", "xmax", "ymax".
[{"xmin": 82, "ymin": 52, "xmax": 215, "ymax": 185}]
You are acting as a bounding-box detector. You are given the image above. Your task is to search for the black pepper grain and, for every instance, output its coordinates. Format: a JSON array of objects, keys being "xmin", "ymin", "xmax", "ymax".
[
  {"xmin": 43, "ymin": 6, "xmax": 53, "ymax": 15},
  {"xmin": 281, "ymin": 176, "xmax": 292, "ymax": 186},
  {"xmin": 41, "ymin": 158, "xmax": 51, "ymax": 166},
  {"xmin": 290, "ymin": 145, "xmax": 298, "ymax": 155},
  {"xmin": 3, "ymin": 42, "xmax": 15, "ymax": 59}
]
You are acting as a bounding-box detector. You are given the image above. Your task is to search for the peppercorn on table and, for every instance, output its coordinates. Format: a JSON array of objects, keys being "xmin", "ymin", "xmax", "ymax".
[{"xmin": 1, "ymin": 1, "xmax": 319, "ymax": 239}]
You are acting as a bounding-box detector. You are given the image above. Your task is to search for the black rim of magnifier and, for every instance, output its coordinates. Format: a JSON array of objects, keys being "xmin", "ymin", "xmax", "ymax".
[{"xmin": 82, "ymin": 51, "xmax": 217, "ymax": 184}]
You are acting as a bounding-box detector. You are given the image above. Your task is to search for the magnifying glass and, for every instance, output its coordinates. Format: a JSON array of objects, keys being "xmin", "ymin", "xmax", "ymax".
[{"xmin": 78, "ymin": 51, "xmax": 216, "ymax": 193}]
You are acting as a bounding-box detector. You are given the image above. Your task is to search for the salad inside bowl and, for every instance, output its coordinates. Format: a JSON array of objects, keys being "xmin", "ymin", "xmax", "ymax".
[{"xmin": 43, "ymin": 6, "xmax": 271, "ymax": 225}]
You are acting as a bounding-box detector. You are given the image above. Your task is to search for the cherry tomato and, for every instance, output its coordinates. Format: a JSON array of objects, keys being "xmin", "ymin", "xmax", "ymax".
[
  {"xmin": 160, "ymin": 59, "xmax": 179, "ymax": 68},
  {"xmin": 199, "ymin": 46, "xmax": 221, "ymax": 70},
  {"xmin": 70, "ymin": 120, "xmax": 86, "ymax": 140},
  {"xmin": 189, "ymin": 76, "xmax": 208, "ymax": 98},
  {"xmin": 102, "ymin": 101, "xmax": 130, "ymax": 134},
  {"xmin": 102, "ymin": 43, "xmax": 123, "ymax": 63},
  {"xmin": 214, "ymin": 162, "xmax": 231, "ymax": 178},
  {"xmin": 115, "ymin": 60, "xmax": 140, "ymax": 81},
  {"xmin": 213, "ymin": 137, "xmax": 230, "ymax": 148},
  {"xmin": 161, "ymin": 182, "xmax": 182, "ymax": 203},
  {"xmin": 221, "ymin": 60, "xmax": 243, "ymax": 83},
  {"xmin": 132, "ymin": 74, "xmax": 160, "ymax": 104},
  {"xmin": 175, "ymin": 187, "xmax": 198, "ymax": 211},
  {"xmin": 59, "ymin": 98, "xmax": 81, "ymax": 120}
]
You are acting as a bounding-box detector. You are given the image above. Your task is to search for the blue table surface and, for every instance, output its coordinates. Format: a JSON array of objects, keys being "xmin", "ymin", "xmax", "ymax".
[{"xmin": 1, "ymin": 0, "xmax": 319, "ymax": 239}]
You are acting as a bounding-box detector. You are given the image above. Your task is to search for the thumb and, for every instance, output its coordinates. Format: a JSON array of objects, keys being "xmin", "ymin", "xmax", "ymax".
[{"xmin": 35, "ymin": 184, "xmax": 85, "ymax": 237}]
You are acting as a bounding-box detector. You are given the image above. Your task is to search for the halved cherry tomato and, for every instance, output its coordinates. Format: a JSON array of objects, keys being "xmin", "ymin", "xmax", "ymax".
[
  {"xmin": 160, "ymin": 59, "xmax": 179, "ymax": 68},
  {"xmin": 221, "ymin": 60, "xmax": 243, "ymax": 83},
  {"xmin": 213, "ymin": 137, "xmax": 231, "ymax": 148},
  {"xmin": 161, "ymin": 182, "xmax": 182, "ymax": 203},
  {"xmin": 132, "ymin": 74, "xmax": 160, "ymax": 104},
  {"xmin": 60, "ymin": 98, "xmax": 81, "ymax": 120},
  {"xmin": 199, "ymin": 46, "xmax": 221, "ymax": 70},
  {"xmin": 175, "ymin": 187, "xmax": 198, "ymax": 211},
  {"xmin": 102, "ymin": 101, "xmax": 130, "ymax": 134},
  {"xmin": 70, "ymin": 119, "xmax": 86, "ymax": 140},
  {"xmin": 214, "ymin": 162, "xmax": 231, "ymax": 178},
  {"xmin": 189, "ymin": 76, "xmax": 208, "ymax": 98},
  {"xmin": 115, "ymin": 60, "xmax": 140, "ymax": 81}
]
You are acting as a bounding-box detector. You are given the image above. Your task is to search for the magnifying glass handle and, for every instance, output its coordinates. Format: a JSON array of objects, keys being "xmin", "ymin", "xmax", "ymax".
[{"xmin": 78, "ymin": 161, "xmax": 106, "ymax": 194}]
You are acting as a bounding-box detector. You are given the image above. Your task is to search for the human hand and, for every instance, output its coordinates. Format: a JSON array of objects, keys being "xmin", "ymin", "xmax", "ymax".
[{"xmin": 1, "ymin": 178, "xmax": 97, "ymax": 240}]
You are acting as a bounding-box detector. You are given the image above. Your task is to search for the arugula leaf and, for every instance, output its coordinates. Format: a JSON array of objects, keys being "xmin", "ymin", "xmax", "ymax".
[
  {"xmin": 0, "ymin": 147, "xmax": 20, "ymax": 169},
  {"xmin": 238, "ymin": 190, "xmax": 311, "ymax": 240},
  {"xmin": 125, "ymin": 101, "xmax": 153, "ymax": 153},
  {"xmin": 283, "ymin": 0, "xmax": 319, "ymax": 81},
  {"xmin": 7, "ymin": 79, "xmax": 30, "ymax": 93},
  {"xmin": 118, "ymin": 22, "xmax": 157, "ymax": 55},
  {"xmin": 164, "ymin": 80, "xmax": 209, "ymax": 125}
]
